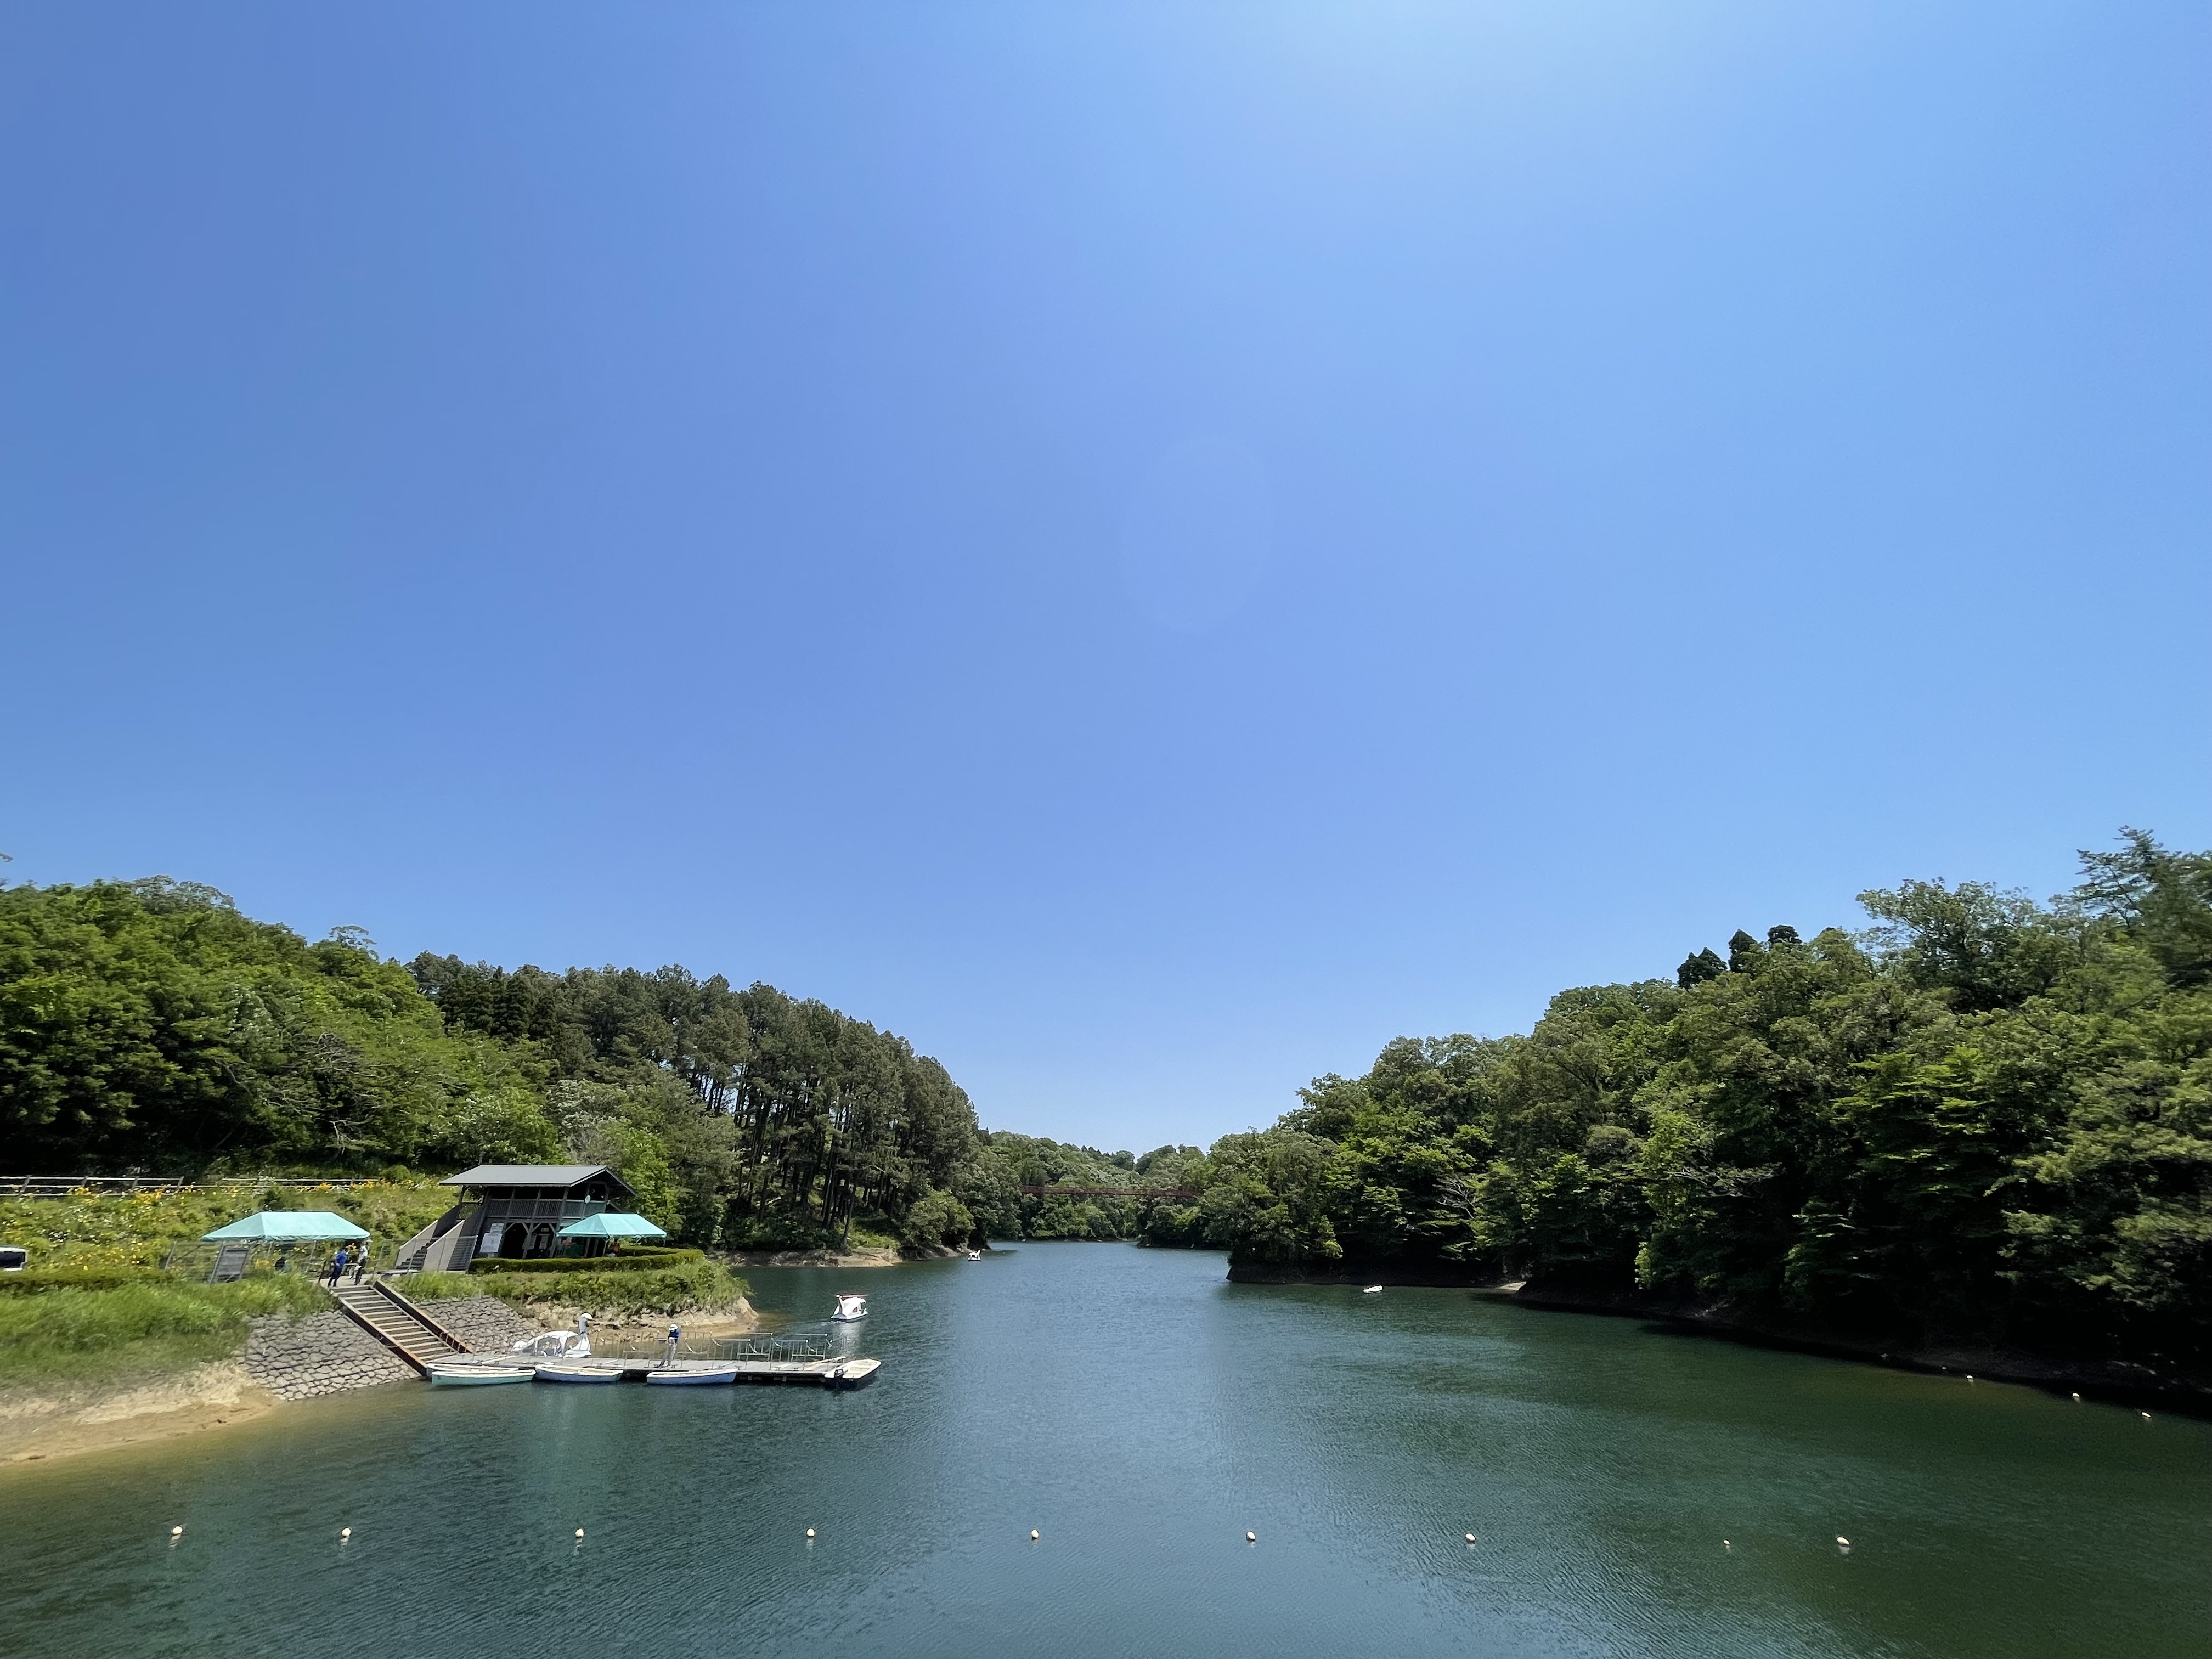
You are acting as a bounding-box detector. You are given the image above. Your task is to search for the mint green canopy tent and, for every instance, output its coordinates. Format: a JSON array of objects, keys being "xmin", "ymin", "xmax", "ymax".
[
  {"xmin": 201, "ymin": 1210, "xmax": 369, "ymax": 1242},
  {"xmin": 557, "ymin": 1212, "xmax": 667, "ymax": 1240}
]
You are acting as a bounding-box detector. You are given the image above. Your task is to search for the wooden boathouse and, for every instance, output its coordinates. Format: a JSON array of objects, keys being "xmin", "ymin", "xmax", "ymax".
[{"xmin": 395, "ymin": 1164, "xmax": 635, "ymax": 1272}]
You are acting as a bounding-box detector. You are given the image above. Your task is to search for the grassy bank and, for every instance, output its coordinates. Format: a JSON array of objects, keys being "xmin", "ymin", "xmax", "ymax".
[
  {"xmin": 0, "ymin": 1182, "xmax": 456, "ymax": 1272},
  {"xmin": 0, "ymin": 1184, "xmax": 454, "ymax": 1391},
  {"xmin": 0, "ymin": 1185, "xmax": 747, "ymax": 1392},
  {"xmin": 0, "ymin": 1273, "xmax": 328, "ymax": 1387},
  {"xmin": 408, "ymin": 1260, "xmax": 748, "ymax": 1319}
]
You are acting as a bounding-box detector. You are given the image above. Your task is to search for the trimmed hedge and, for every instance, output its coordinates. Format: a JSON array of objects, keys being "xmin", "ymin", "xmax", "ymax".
[
  {"xmin": 467, "ymin": 1260, "xmax": 746, "ymax": 1317},
  {"xmin": 467, "ymin": 1248, "xmax": 701, "ymax": 1276},
  {"xmin": 0, "ymin": 1267, "xmax": 171, "ymax": 1295}
]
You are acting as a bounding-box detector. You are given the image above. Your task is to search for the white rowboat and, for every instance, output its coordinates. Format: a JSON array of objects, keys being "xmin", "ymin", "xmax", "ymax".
[
  {"xmin": 645, "ymin": 1364, "xmax": 740, "ymax": 1385},
  {"xmin": 427, "ymin": 1362, "xmax": 534, "ymax": 1385}
]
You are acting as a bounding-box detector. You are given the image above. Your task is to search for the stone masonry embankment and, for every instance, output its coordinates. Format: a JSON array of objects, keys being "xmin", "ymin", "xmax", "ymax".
[
  {"xmin": 244, "ymin": 1310, "xmax": 413, "ymax": 1400},
  {"xmin": 422, "ymin": 1293, "xmax": 538, "ymax": 1351},
  {"xmin": 242, "ymin": 1293, "xmax": 537, "ymax": 1401}
]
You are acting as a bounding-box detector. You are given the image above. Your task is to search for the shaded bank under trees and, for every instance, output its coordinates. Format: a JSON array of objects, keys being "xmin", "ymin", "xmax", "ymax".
[{"xmin": 1146, "ymin": 831, "xmax": 2212, "ymax": 1376}]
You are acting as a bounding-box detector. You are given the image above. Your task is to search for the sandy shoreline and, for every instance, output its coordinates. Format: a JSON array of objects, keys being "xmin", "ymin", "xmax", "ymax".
[
  {"xmin": 0, "ymin": 1291, "xmax": 764, "ymax": 1471},
  {"xmin": 1, "ymin": 1362, "xmax": 284, "ymax": 1467}
]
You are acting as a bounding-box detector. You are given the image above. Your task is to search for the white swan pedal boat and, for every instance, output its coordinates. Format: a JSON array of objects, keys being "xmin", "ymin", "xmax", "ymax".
[{"xmin": 831, "ymin": 1293, "xmax": 868, "ymax": 1322}]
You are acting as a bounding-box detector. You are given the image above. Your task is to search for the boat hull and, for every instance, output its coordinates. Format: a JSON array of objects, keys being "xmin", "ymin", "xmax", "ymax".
[
  {"xmin": 428, "ymin": 1365, "xmax": 534, "ymax": 1386},
  {"xmin": 535, "ymin": 1363, "xmax": 624, "ymax": 1384},
  {"xmin": 645, "ymin": 1365, "xmax": 740, "ymax": 1385}
]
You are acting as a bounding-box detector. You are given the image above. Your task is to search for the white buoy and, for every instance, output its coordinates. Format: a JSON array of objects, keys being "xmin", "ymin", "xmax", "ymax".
[
  {"xmin": 1723, "ymin": 1539, "xmax": 1731, "ymax": 1549},
  {"xmin": 2141, "ymin": 1411, "xmax": 2153, "ymax": 1420},
  {"xmin": 2072, "ymin": 1392, "xmax": 2081, "ymax": 1401},
  {"xmin": 1837, "ymin": 1536, "xmax": 1849, "ymax": 1547},
  {"xmin": 340, "ymin": 1528, "xmax": 351, "ymax": 1539},
  {"xmin": 1966, "ymin": 1374, "xmax": 1975, "ymax": 1383},
  {"xmin": 575, "ymin": 1528, "xmax": 585, "ymax": 1539},
  {"xmin": 1030, "ymin": 1530, "xmax": 1039, "ymax": 1541},
  {"xmin": 170, "ymin": 1526, "xmax": 183, "ymax": 1538},
  {"xmin": 1246, "ymin": 1531, "xmax": 1257, "ymax": 1543},
  {"xmin": 805, "ymin": 1528, "xmax": 816, "ymax": 1539},
  {"xmin": 1465, "ymin": 1533, "xmax": 1476, "ymax": 1543}
]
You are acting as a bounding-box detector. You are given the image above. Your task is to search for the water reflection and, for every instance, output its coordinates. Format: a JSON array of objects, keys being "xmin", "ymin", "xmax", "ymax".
[{"xmin": 2, "ymin": 1245, "xmax": 2206, "ymax": 1659}]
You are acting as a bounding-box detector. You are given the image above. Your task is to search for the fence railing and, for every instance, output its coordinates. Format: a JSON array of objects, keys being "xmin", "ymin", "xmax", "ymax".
[{"xmin": 1, "ymin": 1175, "xmax": 388, "ymax": 1199}]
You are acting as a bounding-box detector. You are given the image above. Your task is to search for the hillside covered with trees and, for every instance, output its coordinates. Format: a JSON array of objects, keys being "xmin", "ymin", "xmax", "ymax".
[
  {"xmin": 1157, "ymin": 831, "xmax": 2212, "ymax": 1373},
  {"xmin": 0, "ymin": 878, "xmax": 985, "ymax": 1251},
  {"xmin": 963, "ymin": 1134, "xmax": 1208, "ymax": 1242}
]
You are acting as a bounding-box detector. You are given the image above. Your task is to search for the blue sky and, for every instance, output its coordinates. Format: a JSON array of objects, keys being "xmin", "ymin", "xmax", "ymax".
[{"xmin": 4, "ymin": 3, "xmax": 2207, "ymax": 1152}]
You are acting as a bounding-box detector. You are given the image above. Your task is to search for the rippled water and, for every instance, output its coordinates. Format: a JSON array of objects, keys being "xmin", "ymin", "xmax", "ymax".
[{"xmin": 4, "ymin": 1244, "xmax": 2207, "ymax": 1658}]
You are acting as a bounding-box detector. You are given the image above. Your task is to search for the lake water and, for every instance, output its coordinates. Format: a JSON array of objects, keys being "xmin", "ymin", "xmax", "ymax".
[{"xmin": 4, "ymin": 1243, "xmax": 2207, "ymax": 1658}]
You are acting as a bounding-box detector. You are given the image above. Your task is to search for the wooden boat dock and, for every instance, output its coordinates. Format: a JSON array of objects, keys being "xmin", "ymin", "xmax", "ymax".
[{"xmin": 429, "ymin": 1333, "xmax": 879, "ymax": 1389}]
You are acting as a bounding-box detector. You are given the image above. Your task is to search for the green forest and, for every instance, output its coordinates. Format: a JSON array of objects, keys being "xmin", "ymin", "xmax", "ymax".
[
  {"xmin": 0, "ymin": 878, "xmax": 986, "ymax": 1251},
  {"xmin": 1154, "ymin": 830, "xmax": 2212, "ymax": 1371},
  {"xmin": 8, "ymin": 831, "xmax": 2210, "ymax": 1372}
]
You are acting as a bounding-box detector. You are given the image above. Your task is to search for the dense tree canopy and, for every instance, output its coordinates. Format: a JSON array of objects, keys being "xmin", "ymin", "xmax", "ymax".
[
  {"xmin": 1157, "ymin": 832, "xmax": 2212, "ymax": 1370},
  {"xmin": 0, "ymin": 879, "xmax": 985, "ymax": 1250},
  {"xmin": 959, "ymin": 1134, "xmax": 1207, "ymax": 1243}
]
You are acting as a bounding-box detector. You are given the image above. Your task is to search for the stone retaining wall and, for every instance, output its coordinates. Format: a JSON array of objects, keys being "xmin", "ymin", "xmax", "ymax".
[
  {"xmin": 242, "ymin": 1294, "xmax": 541, "ymax": 1400},
  {"xmin": 243, "ymin": 1311, "xmax": 414, "ymax": 1400},
  {"xmin": 427, "ymin": 1294, "xmax": 539, "ymax": 1351}
]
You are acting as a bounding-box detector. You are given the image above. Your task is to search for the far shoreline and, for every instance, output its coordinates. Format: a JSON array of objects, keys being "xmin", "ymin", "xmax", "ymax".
[{"xmin": 1225, "ymin": 1260, "xmax": 2212, "ymax": 1414}]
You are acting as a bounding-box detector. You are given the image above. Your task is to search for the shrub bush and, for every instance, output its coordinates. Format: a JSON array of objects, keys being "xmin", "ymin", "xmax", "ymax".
[{"xmin": 467, "ymin": 1260, "xmax": 747, "ymax": 1317}]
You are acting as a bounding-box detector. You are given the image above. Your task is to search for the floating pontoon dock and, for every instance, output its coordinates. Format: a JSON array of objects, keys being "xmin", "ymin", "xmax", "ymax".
[{"xmin": 431, "ymin": 1335, "xmax": 879, "ymax": 1390}]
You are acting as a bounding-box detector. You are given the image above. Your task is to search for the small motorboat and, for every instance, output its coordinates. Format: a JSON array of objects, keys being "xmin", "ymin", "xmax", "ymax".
[
  {"xmin": 534, "ymin": 1361, "xmax": 621, "ymax": 1384},
  {"xmin": 428, "ymin": 1361, "xmax": 535, "ymax": 1385},
  {"xmin": 645, "ymin": 1364, "xmax": 740, "ymax": 1385},
  {"xmin": 1362, "ymin": 1285, "xmax": 1383, "ymax": 1294},
  {"xmin": 831, "ymin": 1293, "xmax": 868, "ymax": 1322}
]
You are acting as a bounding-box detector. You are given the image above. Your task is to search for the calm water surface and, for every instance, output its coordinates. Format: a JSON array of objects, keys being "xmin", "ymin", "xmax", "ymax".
[{"xmin": 4, "ymin": 1244, "xmax": 2207, "ymax": 1658}]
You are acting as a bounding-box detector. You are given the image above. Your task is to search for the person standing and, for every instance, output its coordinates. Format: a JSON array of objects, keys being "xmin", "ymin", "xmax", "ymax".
[
  {"xmin": 324, "ymin": 1248, "xmax": 346, "ymax": 1287},
  {"xmin": 351, "ymin": 1240, "xmax": 369, "ymax": 1284}
]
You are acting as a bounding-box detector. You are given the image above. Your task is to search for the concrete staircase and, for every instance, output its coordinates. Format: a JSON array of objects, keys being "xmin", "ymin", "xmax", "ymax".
[
  {"xmin": 326, "ymin": 1280, "xmax": 471, "ymax": 1375},
  {"xmin": 393, "ymin": 1203, "xmax": 479, "ymax": 1273}
]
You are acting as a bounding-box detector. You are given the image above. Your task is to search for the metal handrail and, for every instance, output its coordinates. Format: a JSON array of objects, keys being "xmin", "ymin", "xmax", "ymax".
[{"xmin": 712, "ymin": 1334, "xmax": 831, "ymax": 1362}]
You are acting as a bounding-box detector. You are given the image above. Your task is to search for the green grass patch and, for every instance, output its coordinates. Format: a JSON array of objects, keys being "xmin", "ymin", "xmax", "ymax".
[
  {"xmin": 0, "ymin": 1267, "xmax": 171, "ymax": 1295},
  {"xmin": 0, "ymin": 1274, "xmax": 330, "ymax": 1387},
  {"xmin": 0, "ymin": 1181, "xmax": 457, "ymax": 1272},
  {"xmin": 391, "ymin": 1271, "xmax": 478, "ymax": 1302},
  {"xmin": 465, "ymin": 1248, "xmax": 701, "ymax": 1276},
  {"xmin": 463, "ymin": 1260, "xmax": 748, "ymax": 1318}
]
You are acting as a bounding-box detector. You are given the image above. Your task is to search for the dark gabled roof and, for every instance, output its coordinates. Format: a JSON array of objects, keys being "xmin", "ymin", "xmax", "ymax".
[{"xmin": 438, "ymin": 1164, "xmax": 634, "ymax": 1195}]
